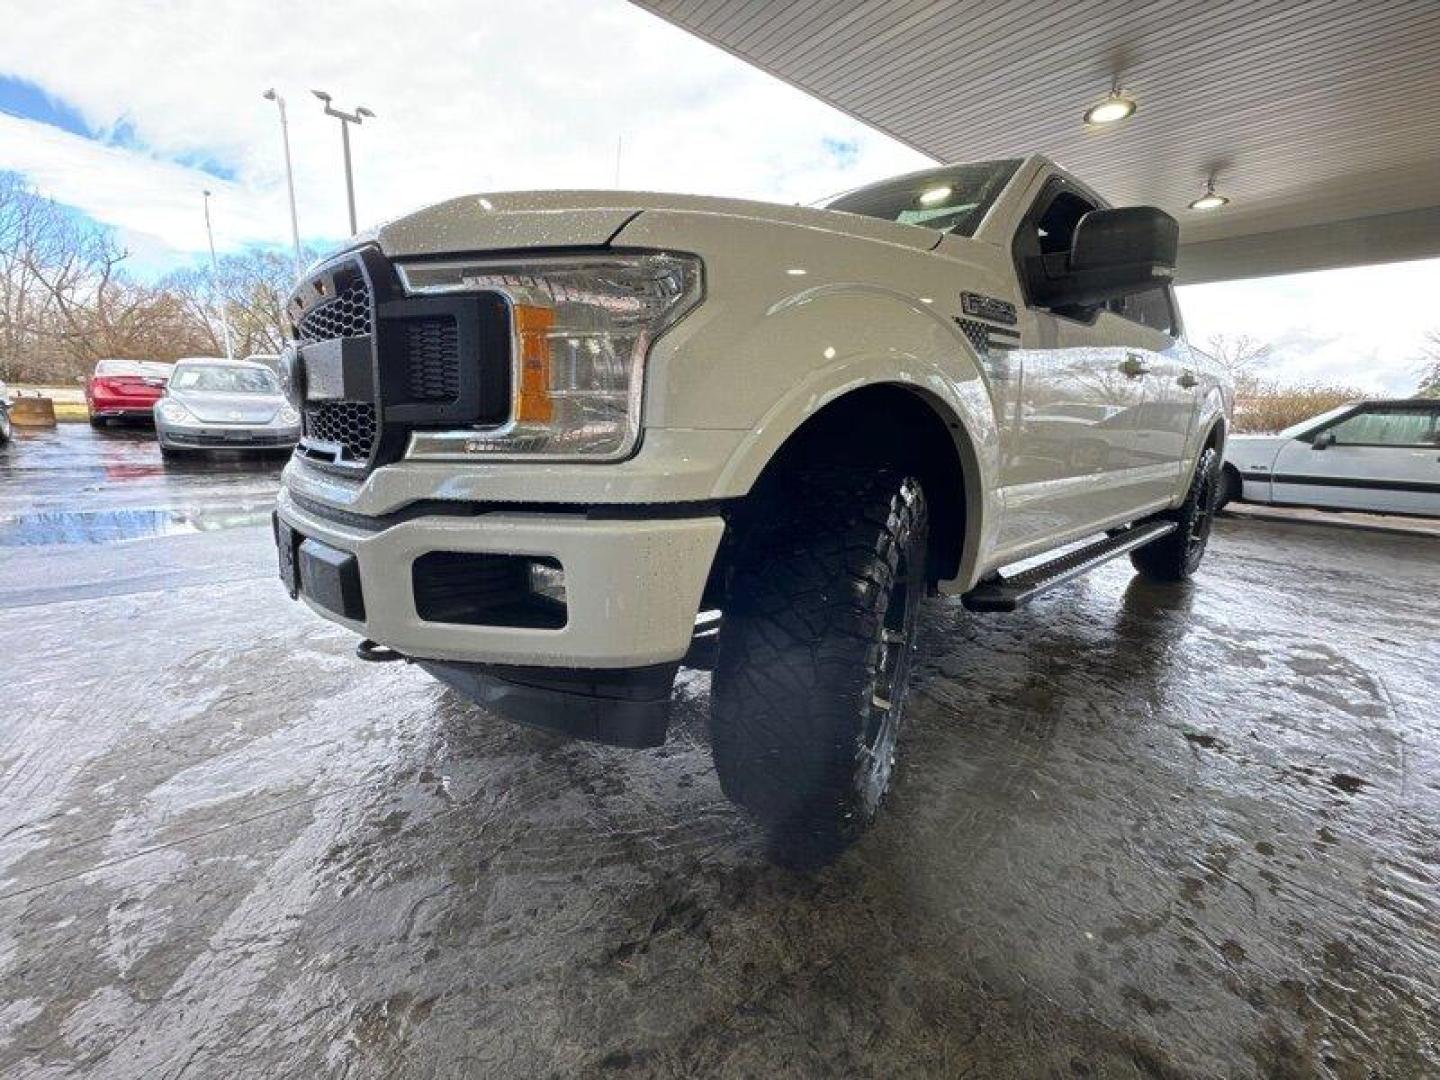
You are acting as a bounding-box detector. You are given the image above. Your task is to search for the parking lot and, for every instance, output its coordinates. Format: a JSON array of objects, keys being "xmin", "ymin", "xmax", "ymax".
[{"xmin": 0, "ymin": 423, "xmax": 1433, "ymax": 1077}]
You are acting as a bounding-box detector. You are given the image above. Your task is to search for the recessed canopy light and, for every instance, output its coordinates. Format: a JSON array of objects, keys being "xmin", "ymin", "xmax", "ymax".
[
  {"xmin": 785, "ymin": 267, "xmax": 807, "ymax": 276},
  {"xmin": 1084, "ymin": 92, "xmax": 1136, "ymax": 126},
  {"xmin": 918, "ymin": 185, "xmax": 952, "ymax": 205},
  {"xmin": 1189, "ymin": 179, "xmax": 1229, "ymax": 211}
]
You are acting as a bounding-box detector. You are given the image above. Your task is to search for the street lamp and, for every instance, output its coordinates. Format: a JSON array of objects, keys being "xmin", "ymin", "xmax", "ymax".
[
  {"xmin": 262, "ymin": 89, "xmax": 303, "ymax": 274},
  {"xmin": 312, "ymin": 89, "xmax": 375, "ymax": 235},
  {"xmin": 201, "ymin": 189, "xmax": 235, "ymax": 361}
]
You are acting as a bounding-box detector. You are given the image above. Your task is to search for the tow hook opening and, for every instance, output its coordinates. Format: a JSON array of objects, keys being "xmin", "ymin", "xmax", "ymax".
[{"xmin": 356, "ymin": 638, "xmax": 407, "ymax": 663}]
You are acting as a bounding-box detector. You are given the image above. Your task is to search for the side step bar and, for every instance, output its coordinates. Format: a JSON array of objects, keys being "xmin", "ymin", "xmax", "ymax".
[{"xmin": 962, "ymin": 521, "xmax": 1178, "ymax": 613}]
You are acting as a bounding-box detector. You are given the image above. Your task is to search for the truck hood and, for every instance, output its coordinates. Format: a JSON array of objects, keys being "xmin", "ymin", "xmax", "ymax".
[{"xmin": 367, "ymin": 190, "xmax": 946, "ymax": 259}]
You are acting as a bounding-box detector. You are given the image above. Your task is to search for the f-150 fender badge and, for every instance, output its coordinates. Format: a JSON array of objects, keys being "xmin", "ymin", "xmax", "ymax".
[{"xmin": 960, "ymin": 292, "xmax": 1018, "ymax": 326}]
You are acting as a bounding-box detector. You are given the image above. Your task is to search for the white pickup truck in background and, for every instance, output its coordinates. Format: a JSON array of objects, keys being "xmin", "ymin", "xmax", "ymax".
[{"xmin": 273, "ymin": 155, "xmax": 1230, "ymax": 859}]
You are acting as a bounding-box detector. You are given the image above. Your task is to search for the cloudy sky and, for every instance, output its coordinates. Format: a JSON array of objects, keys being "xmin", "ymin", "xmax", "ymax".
[{"xmin": 2, "ymin": 0, "xmax": 1435, "ymax": 393}]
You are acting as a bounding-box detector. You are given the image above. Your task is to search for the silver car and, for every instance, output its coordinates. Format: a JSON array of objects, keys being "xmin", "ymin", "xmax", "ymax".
[{"xmin": 154, "ymin": 358, "xmax": 301, "ymax": 457}]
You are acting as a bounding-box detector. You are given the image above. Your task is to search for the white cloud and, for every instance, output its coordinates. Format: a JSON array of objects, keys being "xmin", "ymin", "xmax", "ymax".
[
  {"xmin": 0, "ymin": 0, "xmax": 929, "ymax": 265},
  {"xmin": 1178, "ymin": 258, "xmax": 1440, "ymax": 395},
  {"xmin": 0, "ymin": 112, "xmax": 275, "ymax": 255}
]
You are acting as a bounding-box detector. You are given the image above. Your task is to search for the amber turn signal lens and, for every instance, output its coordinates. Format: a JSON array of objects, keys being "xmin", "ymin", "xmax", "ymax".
[{"xmin": 514, "ymin": 304, "xmax": 555, "ymax": 423}]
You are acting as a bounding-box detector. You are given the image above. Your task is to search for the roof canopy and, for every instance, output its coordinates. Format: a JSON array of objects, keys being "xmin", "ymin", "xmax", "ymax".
[{"xmin": 633, "ymin": 0, "xmax": 1440, "ymax": 282}]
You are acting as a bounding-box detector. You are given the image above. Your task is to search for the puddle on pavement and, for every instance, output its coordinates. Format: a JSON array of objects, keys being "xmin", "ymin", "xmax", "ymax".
[{"xmin": 0, "ymin": 506, "xmax": 274, "ymax": 546}]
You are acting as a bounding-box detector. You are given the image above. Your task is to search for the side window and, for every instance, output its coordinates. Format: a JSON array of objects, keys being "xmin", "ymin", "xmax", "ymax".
[
  {"xmin": 1034, "ymin": 192, "xmax": 1094, "ymax": 254},
  {"xmin": 1110, "ymin": 287, "xmax": 1176, "ymax": 336},
  {"xmin": 1323, "ymin": 407, "xmax": 1439, "ymax": 446},
  {"xmin": 1013, "ymin": 183, "xmax": 1098, "ymax": 315}
]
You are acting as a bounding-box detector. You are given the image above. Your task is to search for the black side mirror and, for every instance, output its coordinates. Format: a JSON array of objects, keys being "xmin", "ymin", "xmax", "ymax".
[
  {"xmin": 1312, "ymin": 430, "xmax": 1336, "ymax": 449},
  {"xmin": 1028, "ymin": 206, "xmax": 1179, "ymax": 309}
]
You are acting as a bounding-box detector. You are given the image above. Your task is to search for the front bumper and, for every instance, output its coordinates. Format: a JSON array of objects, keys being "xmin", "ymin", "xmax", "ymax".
[
  {"xmin": 91, "ymin": 405, "xmax": 159, "ymax": 419},
  {"xmin": 274, "ymin": 486, "xmax": 725, "ymax": 670},
  {"xmin": 158, "ymin": 421, "xmax": 300, "ymax": 449}
]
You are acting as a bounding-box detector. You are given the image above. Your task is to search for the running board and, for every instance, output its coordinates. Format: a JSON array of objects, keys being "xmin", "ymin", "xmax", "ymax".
[{"xmin": 962, "ymin": 521, "xmax": 1178, "ymax": 613}]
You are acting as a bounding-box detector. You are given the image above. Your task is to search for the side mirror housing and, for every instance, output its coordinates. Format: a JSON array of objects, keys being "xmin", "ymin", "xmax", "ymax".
[
  {"xmin": 1312, "ymin": 430, "xmax": 1336, "ymax": 449},
  {"xmin": 1027, "ymin": 206, "xmax": 1179, "ymax": 309}
]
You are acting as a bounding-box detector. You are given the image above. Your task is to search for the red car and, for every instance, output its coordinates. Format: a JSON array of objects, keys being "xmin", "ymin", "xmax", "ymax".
[{"xmin": 85, "ymin": 359, "xmax": 173, "ymax": 426}]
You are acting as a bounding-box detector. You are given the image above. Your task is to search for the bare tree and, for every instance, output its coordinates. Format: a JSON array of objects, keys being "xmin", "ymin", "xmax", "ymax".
[
  {"xmin": 1416, "ymin": 330, "xmax": 1440, "ymax": 399},
  {"xmin": 0, "ymin": 175, "xmax": 202, "ymax": 382},
  {"xmin": 1206, "ymin": 332, "xmax": 1273, "ymax": 377},
  {"xmin": 1, "ymin": 173, "xmax": 315, "ymax": 382},
  {"xmin": 161, "ymin": 247, "xmax": 309, "ymax": 359},
  {"xmin": 0, "ymin": 174, "xmax": 70, "ymax": 380}
]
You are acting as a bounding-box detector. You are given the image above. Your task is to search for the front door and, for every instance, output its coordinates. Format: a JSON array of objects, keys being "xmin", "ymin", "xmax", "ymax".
[
  {"xmin": 1271, "ymin": 402, "xmax": 1440, "ymax": 514},
  {"xmin": 995, "ymin": 179, "xmax": 1150, "ymax": 559}
]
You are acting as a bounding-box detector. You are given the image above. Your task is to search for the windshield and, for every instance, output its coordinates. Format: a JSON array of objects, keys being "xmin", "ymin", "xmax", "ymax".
[
  {"xmin": 170, "ymin": 366, "xmax": 278, "ymax": 394},
  {"xmin": 1277, "ymin": 403, "xmax": 1359, "ymax": 438},
  {"xmin": 821, "ymin": 159, "xmax": 1022, "ymax": 236}
]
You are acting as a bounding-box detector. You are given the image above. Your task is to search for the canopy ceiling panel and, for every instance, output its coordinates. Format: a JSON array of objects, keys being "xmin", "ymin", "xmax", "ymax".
[{"xmin": 632, "ymin": 0, "xmax": 1440, "ymax": 282}]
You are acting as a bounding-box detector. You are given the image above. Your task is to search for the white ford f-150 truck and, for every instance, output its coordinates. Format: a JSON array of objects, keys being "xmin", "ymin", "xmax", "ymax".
[{"xmin": 274, "ymin": 155, "xmax": 1230, "ymax": 857}]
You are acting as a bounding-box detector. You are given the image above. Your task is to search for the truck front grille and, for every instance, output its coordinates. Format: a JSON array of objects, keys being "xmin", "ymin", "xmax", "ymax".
[
  {"xmin": 297, "ymin": 278, "xmax": 373, "ymax": 342},
  {"xmin": 289, "ymin": 257, "xmax": 381, "ymax": 469},
  {"xmin": 304, "ymin": 400, "xmax": 377, "ymax": 460},
  {"xmin": 284, "ymin": 247, "xmax": 510, "ymax": 475}
]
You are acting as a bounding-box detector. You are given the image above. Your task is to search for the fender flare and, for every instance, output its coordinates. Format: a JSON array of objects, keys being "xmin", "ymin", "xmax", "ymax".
[{"xmin": 709, "ymin": 355, "xmax": 999, "ymax": 589}]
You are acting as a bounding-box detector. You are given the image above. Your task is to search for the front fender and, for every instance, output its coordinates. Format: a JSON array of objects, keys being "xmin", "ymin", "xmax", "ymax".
[
  {"xmin": 663, "ymin": 283, "xmax": 1001, "ymax": 588},
  {"xmin": 616, "ymin": 207, "xmax": 1013, "ymax": 586}
]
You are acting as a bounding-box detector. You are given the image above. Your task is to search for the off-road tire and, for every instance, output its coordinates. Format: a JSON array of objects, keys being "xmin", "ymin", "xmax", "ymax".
[
  {"xmin": 710, "ymin": 467, "xmax": 929, "ymax": 863},
  {"xmin": 1131, "ymin": 446, "xmax": 1220, "ymax": 582}
]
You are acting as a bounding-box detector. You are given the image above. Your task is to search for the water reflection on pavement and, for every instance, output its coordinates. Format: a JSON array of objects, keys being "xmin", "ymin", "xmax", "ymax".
[
  {"xmin": 1, "ymin": 423, "xmax": 1437, "ymax": 1077},
  {"xmin": 0, "ymin": 423, "xmax": 284, "ymax": 541}
]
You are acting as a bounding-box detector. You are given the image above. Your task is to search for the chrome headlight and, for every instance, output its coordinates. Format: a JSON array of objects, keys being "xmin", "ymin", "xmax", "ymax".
[
  {"xmin": 155, "ymin": 398, "xmax": 194, "ymax": 424},
  {"xmin": 277, "ymin": 403, "xmax": 300, "ymax": 426},
  {"xmin": 399, "ymin": 252, "xmax": 703, "ymax": 459}
]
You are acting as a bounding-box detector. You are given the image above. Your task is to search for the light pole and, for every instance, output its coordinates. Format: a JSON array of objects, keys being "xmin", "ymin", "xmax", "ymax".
[
  {"xmin": 262, "ymin": 88, "xmax": 303, "ymax": 275},
  {"xmin": 201, "ymin": 189, "xmax": 235, "ymax": 361},
  {"xmin": 312, "ymin": 90, "xmax": 374, "ymax": 235}
]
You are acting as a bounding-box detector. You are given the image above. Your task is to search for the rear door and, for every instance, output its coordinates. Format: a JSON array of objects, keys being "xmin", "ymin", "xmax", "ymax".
[
  {"xmin": 1108, "ymin": 286, "xmax": 1198, "ymax": 503},
  {"xmin": 1270, "ymin": 402, "xmax": 1440, "ymax": 514}
]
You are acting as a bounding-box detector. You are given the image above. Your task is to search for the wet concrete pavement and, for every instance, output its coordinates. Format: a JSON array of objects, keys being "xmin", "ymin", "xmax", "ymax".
[
  {"xmin": 0, "ymin": 423, "xmax": 282, "ymax": 547},
  {"xmin": 2, "ymin": 426, "xmax": 1438, "ymax": 1078}
]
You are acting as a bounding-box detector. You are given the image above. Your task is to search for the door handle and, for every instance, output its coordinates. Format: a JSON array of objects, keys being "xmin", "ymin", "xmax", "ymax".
[
  {"xmin": 1118, "ymin": 354, "xmax": 1150, "ymax": 378},
  {"xmin": 1177, "ymin": 372, "xmax": 1199, "ymax": 389}
]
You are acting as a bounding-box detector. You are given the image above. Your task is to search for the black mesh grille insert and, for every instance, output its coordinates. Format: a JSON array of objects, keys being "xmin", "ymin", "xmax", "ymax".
[
  {"xmin": 403, "ymin": 316, "xmax": 461, "ymax": 402},
  {"xmin": 296, "ymin": 278, "xmax": 372, "ymax": 343},
  {"xmin": 291, "ymin": 261, "xmax": 378, "ymax": 466},
  {"xmin": 303, "ymin": 399, "xmax": 377, "ymax": 461}
]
